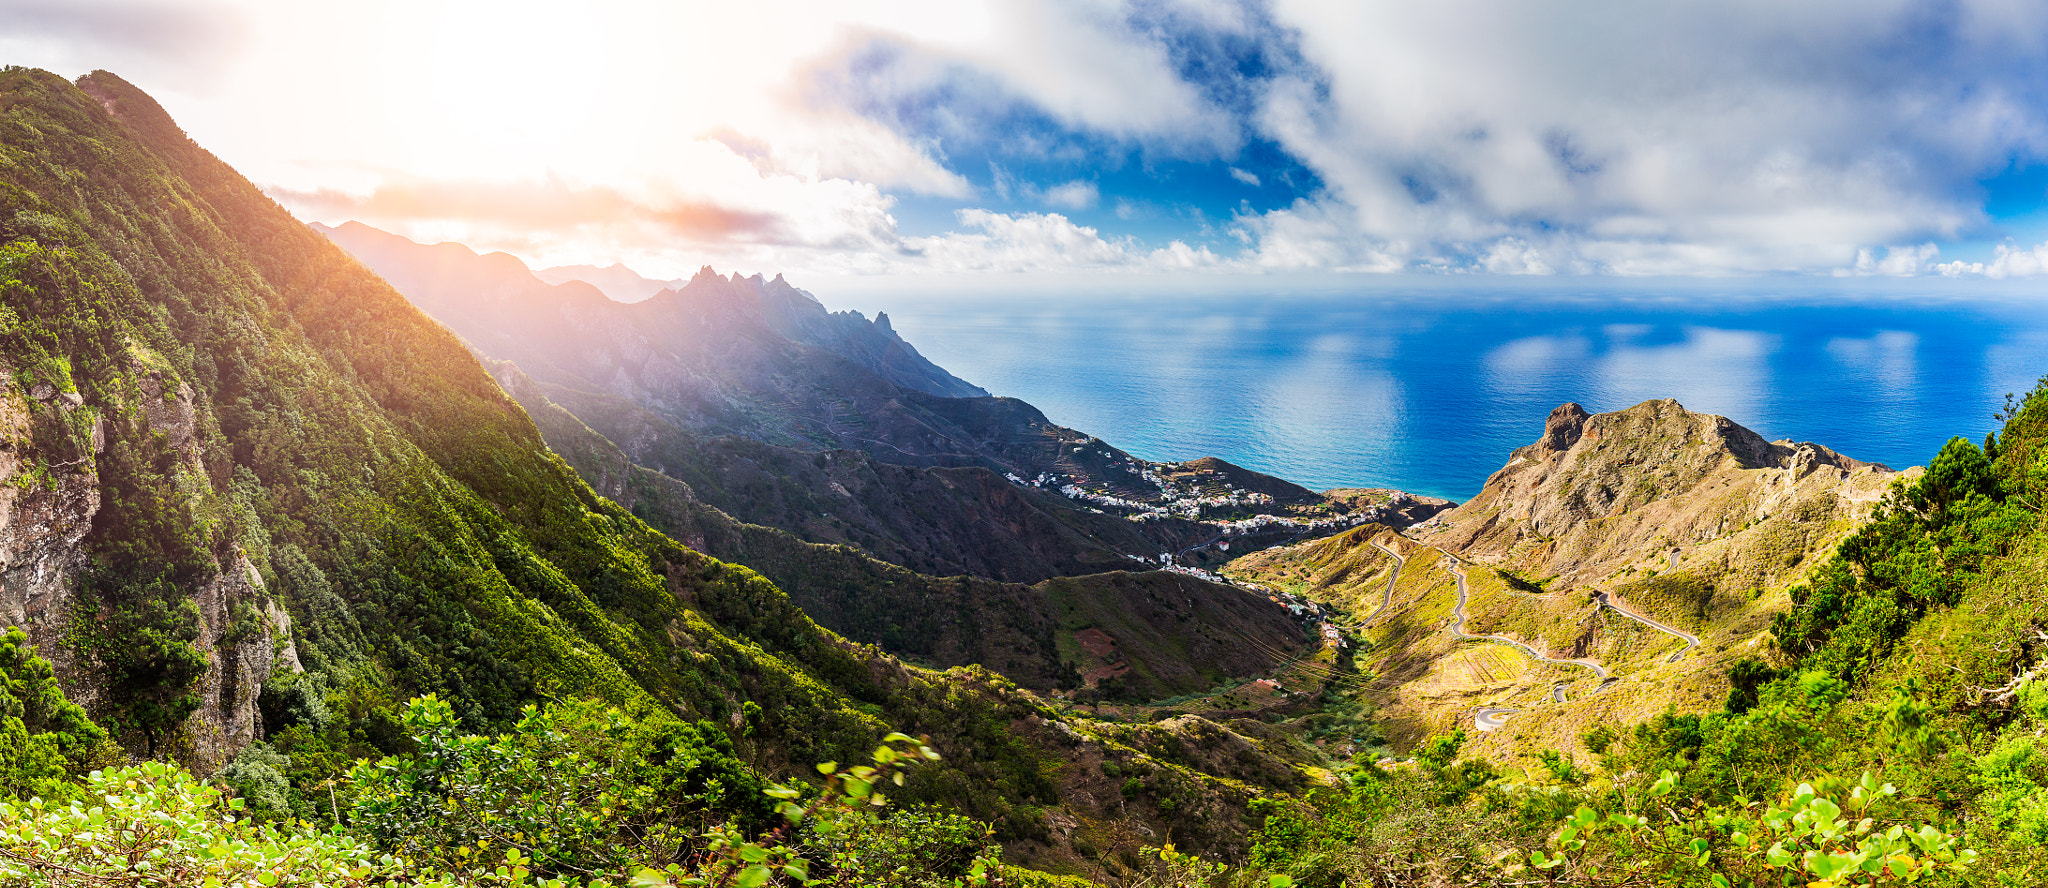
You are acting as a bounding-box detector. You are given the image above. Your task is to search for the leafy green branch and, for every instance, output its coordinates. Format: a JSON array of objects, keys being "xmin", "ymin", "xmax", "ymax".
[{"xmin": 1522, "ymin": 771, "xmax": 1975, "ymax": 887}]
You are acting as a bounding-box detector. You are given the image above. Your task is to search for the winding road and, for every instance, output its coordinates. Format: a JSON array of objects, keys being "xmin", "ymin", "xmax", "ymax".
[
  {"xmin": 1475, "ymin": 707, "xmax": 1521, "ymax": 731},
  {"xmin": 1444, "ymin": 559, "xmax": 1614, "ymax": 731},
  {"xmin": 1366, "ymin": 539, "xmax": 1407, "ymax": 623},
  {"xmin": 1445, "ymin": 560, "xmax": 1611, "ymax": 680},
  {"xmin": 1359, "ymin": 539, "xmax": 1696, "ymax": 731},
  {"xmin": 1593, "ymin": 590, "xmax": 1700, "ymax": 664}
]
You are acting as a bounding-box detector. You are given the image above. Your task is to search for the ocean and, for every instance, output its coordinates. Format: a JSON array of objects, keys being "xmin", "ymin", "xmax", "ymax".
[{"xmin": 832, "ymin": 282, "xmax": 2048, "ymax": 503}]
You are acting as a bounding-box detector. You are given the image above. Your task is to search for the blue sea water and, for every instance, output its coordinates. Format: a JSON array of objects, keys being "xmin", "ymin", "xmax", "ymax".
[{"xmin": 833, "ymin": 283, "xmax": 2048, "ymax": 503}]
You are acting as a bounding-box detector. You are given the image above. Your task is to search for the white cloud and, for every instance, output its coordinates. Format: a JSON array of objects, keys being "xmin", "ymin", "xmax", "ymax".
[
  {"xmin": 1479, "ymin": 238, "xmax": 1555, "ymax": 275},
  {"xmin": 24, "ymin": 0, "xmax": 2048, "ymax": 277},
  {"xmin": 1240, "ymin": 0, "xmax": 2048, "ymax": 274},
  {"xmin": 1931, "ymin": 239, "xmax": 2048, "ymax": 278},
  {"xmin": 808, "ymin": 0, "xmax": 1241, "ymax": 153},
  {"xmin": 1039, "ymin": 180, "xmax": 1100, "ymax": 210}
]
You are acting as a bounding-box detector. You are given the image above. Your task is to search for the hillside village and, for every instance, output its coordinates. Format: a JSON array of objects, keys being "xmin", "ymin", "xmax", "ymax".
[{"xmin": 1006, "ymin": 445, "xmax": 1442, "ymax": 567}]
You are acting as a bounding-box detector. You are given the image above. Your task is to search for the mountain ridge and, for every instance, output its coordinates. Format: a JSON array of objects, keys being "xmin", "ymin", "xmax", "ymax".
[
  {"xmin": 1228, "ymin": 397, "xmax": 1907, "ymax": 752},
  {"xmin": 0, "ymin": 68, "xmax": 1332, "ymax": 877},
  {"xmin": 487, "ymin": 357, "xmax": 1318, "ymax": 700},
  {"xmin": 322, "ymin": 220, "xmax": 1450, "ymax": 583},
  {"xmin": 533, "ymin": 262, "xmax": 680, "ymax": 303},
  {"xmin": 317, "ymin": 221, "xmax": 989, "ymax": 401}
]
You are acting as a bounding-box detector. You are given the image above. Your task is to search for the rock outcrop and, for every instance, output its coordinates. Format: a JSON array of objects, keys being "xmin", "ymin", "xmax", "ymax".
[
  {"xmin": 1422, "ymin": 398, "xmax": 1904, "ymax": 591},
  {"xmin": 0, "ymin": 359, "xmax": 293, "ymax": 772}
]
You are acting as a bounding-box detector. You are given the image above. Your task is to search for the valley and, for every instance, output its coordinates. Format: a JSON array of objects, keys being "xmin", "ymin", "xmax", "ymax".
[
  {"xmin": 321, "ymin": 219, "xmax": 1457, "ymax": 709},
  {"xmin": 3, "ymin": 64, "xmax": 2045, "ymax": 888},
  {"xmin": 301, "ymin": 204, "xmax": 2029, "ymax": 883}
]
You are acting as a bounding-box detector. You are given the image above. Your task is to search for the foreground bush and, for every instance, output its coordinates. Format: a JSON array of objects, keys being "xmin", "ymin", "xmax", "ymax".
[
  {"xmin": 0, "ymin": 761, "xmax": 438, "ymax": 888},
  {"xmin": 0, "ymin": 696, "xmax": 1003, "ymax": 888}
]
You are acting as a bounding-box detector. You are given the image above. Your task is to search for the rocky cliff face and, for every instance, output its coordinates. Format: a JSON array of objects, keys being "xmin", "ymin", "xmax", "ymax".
[
  {"xmin": 0, "ymin": 385, "xmax": 103, "ymax": 713},
  {"xmin": 1423, "ymin": 398, "xmax": 1903, "ymax": 592},
  {"xmin": 0, "ymin": 356, "xmax": 292, "ymax": 771}
]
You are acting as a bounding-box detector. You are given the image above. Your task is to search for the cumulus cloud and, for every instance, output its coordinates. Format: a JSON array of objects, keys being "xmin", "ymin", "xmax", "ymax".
[
  {"xmin": 1479, "ymin": 238, "xmax": 1555, "ymax": 275},
  {"xmin": 24, "ymin": 0, "xmax": 2048, "ymax": 277},
  {"xmin": 812, "ymin": 0, "xmax": 2048, "ymax": 274},
  {"xmin": 807, "ymin": 1, "xmax": 1243, "ymax": 153},
  {"xmin": 1937, "ymin": 240, "xmax": 2048, "ymax": 277},
  {"xmin": 267, "ymin": 135, "xmax": 919, "ymax": 278},
  {"xmin": 1836, "ymin": 243, "xmax": 1942, "ymax": 276},
  {"xmin": 1213, "ymin": 0, "xmax": 2048, "ymax": 274}
]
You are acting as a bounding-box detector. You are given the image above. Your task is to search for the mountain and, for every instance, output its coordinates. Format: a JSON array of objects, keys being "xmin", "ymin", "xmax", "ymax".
[
  {"xmin": 1227, "ymin": 399, "xmax": 1905, "ymax": 752},
  {"xmin": 319, "ymin": 221, "xmax": 1448, "ymax": 581},
  {"xmin": 532, "ymin": 262, "xmax": 680, "ymax": 303},
  {"xmin": 318, "ymin": 221, "xmax": 1454, "ymax": 710},
  {"xmin": 490, "ymin": 358, "xmax": 1316, "ymax": 701},
  {"xmin": 523, "ymin": 377, "xmax": 1169, "ymax": 582},
  {"xmin": 19, "ymin": 65, "xmax": 2048, "ymax": 888},
  {"xmin": 318, "ymin": 220, "xmax": 987, "ymax": 407},
  {"xmin": 0, "ymin": 67, "xmax": 1324, "ymax": 876},
  {"xmin": 1420, "ymin": 398, "xmax": 1899, "ymax": 590}
]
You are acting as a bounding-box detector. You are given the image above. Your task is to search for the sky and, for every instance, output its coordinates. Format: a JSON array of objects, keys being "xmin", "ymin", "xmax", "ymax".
[{"xmin": 12, "ymin": 0, "xmax": 2048, "ymax": 283}]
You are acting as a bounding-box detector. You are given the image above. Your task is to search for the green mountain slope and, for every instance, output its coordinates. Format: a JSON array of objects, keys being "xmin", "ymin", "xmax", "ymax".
[
  {"xmin": 0, "ymin": 68, "xmax": 1321, "ymax": 876},
  {"xmin": 1232, "ymin": 403, "xmax": 2048, "ymax": 888}
]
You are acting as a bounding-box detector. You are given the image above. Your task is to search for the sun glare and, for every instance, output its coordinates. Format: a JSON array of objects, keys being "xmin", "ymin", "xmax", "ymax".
[{"xmin": 401, "ymin": 0, "xmax": 617, "ymax": 178}]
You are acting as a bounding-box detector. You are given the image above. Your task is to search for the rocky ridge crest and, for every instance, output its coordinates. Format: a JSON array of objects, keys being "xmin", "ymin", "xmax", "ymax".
[{"xmin": 1424, "ymin": 398, "xmax": 1901, "ymax": 591}]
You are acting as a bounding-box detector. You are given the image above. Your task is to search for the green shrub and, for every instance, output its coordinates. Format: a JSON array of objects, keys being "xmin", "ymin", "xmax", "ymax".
[
  {"xmin": 343, "ymin": 695, "xmax": 767, "ymax": 878},
  {"xmin": 0, "ymin": 625, "xmax": 116, "ymax": 802}
]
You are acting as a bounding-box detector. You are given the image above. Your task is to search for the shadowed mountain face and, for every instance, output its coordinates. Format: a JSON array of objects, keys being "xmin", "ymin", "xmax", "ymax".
[
  {"xmin": 490, "ymin": 359, "xmax": 1316, "ymax": 701},
  {"xmin": 533, "ymin": 380, "xmax": 1163, "ymax": 581},
  {"xmin": 322, "ymin": 222, "xmax": 1443, "ymax": 588}
]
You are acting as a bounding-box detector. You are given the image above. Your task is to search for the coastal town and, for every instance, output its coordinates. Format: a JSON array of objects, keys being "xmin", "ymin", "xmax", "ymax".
[{"xmin": 1002, "ymin": 442, "xmax": 1433, "ymax": 562}]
